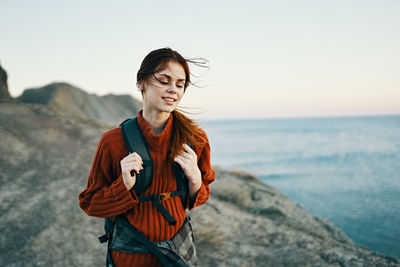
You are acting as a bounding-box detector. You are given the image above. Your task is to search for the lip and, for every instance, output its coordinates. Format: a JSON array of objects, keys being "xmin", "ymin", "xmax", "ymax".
[
  {"xmin": 162, "ymin": 96, "xmax": 177, "ymax": 101},
  {"xmin": 162, "ymin": 97, "xmax": 177, "ymax": 105}
]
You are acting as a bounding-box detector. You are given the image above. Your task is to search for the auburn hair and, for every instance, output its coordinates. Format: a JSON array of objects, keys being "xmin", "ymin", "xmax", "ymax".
[{"xmin": 136, "ymin": 47, "xmax": 208, "ymax": 160}]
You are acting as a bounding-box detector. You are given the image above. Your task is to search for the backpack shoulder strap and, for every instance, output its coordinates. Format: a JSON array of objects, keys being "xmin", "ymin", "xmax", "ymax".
[
  {"xmin": 174, "ymin": 163, "xmax": 188, "ymax": 209},
  {"xmin": 174, "ymin": 143, "xmax": 193, "ymax": 209},
  {"xmin": 120, "ymin": 117, "xmax": 154, "ymax": 196}
]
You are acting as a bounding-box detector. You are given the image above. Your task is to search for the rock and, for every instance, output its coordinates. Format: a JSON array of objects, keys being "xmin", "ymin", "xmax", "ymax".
[{"xmin": 0, "ymin": 63, "xmax": 12, "ymax": 100}]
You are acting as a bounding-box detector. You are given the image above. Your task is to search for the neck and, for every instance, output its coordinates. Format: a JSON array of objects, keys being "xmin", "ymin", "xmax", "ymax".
[{"xmin": 142, "ymin": 109, "xmax": 171, "ymax": 135}]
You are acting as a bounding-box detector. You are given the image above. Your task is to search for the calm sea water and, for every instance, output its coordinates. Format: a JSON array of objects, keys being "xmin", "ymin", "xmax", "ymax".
[{"xmin": 201, "ymin": 115, "xmax": 400, "ymax": 257}]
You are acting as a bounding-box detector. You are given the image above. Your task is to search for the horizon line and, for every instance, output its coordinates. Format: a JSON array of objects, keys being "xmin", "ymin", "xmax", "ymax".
[{"xmin": 199, "ymin": 113, "xmax": 400, "ymax": 122}]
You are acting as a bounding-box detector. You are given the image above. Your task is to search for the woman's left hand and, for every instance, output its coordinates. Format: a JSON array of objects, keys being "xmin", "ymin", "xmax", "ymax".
[{"xmin": 174, "ymin": 144, "xmax": 202, "ymax": 186}]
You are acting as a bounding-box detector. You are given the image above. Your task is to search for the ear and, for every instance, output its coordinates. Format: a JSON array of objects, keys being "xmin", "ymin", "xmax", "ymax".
[{"xmin": 137, "ymin": 81, "xmax": 145, "ymax": 93}]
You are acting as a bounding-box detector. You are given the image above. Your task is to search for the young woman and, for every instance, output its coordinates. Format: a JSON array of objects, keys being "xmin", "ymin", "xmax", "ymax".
[{"xmin": 78, "ymin": 47, "xmax": 216, "ymax": 266}]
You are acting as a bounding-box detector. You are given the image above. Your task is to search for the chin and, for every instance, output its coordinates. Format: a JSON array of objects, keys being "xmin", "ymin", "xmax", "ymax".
[{"xmin": 160, "ymin": 106, "xmax": 176, "ymax": 113}]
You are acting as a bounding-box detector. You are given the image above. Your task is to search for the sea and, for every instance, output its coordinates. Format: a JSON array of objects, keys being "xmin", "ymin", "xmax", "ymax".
[{"xmin": 201, "ymin": 115, "xmax": 400, "ymax": 258}]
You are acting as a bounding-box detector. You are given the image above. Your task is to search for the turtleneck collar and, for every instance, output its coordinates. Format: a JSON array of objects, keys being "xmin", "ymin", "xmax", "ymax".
[{"xmin": 137, "ymin": 109, "xmax": 173, "ymax": 151}]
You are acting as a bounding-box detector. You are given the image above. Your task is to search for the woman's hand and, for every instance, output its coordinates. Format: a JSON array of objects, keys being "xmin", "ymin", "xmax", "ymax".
[
  {"xmin": 174, "ymin": 144, "xmax": 202, "ymax": 187},
  {"xmin": 120, "ymin": 152, "xmax": 143, "ymax": 190}
]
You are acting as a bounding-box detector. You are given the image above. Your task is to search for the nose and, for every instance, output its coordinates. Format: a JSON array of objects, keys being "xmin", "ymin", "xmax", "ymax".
[{"xmin": 167, "ymin": 85, "xmax": 178, "ymax": 93}]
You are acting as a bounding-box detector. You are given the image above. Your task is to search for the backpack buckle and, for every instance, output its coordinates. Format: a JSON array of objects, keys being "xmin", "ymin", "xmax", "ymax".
[{"xmin": 159, "ymin": 192, "xmax": 172, "ymax": 201}]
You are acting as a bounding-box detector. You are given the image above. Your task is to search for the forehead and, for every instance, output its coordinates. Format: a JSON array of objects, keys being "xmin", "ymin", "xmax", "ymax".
[{"xmin": 156, "ymin": 61, "xmax": 186, "ymax": 81}]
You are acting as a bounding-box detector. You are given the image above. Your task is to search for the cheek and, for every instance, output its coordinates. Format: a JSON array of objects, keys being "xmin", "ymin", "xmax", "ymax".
[
  {"xmin": 176, "ymin": 94, "xmax": 184, "ymax": 104},
  {"xmin": 143, "ymin": 87, "xmax": 161, "ymax": 99}
]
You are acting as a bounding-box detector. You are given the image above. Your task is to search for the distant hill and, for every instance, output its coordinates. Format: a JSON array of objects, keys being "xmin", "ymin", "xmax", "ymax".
[{"xmin": 18, "ymin": 82, "xmax": 142, "ymax": 125}]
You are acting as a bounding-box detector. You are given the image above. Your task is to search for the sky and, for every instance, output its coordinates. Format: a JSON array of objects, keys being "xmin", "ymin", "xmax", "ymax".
[{"xmin": 0, "ymin": 0, "xmax": 399, "ymax": 119}]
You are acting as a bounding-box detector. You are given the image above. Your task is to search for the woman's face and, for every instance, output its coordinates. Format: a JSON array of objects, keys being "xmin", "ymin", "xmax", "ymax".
[{"xmin": 141, "ymin": 61, "xmax": 186, "ymax": 115}]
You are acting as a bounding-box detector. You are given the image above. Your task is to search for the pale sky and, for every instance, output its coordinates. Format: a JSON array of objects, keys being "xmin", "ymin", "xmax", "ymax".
[{"xmin": 1, "ymin": 0, "xmax": 399, "ymax": 119}]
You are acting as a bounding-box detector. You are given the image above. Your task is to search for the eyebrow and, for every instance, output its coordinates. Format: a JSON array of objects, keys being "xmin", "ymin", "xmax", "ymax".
[{"xmin": 158, "ymin": 73, "xmax": 185, "ymax": 82}]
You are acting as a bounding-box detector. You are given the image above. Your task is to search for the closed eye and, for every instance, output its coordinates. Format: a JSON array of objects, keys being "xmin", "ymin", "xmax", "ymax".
[
  {"xmin": 155, "ymin": 73, "xmax": 185, "ymax": 88},
  {"xmin": 158, "ymin": 80, "xmax": 184, "ymax": 89}
]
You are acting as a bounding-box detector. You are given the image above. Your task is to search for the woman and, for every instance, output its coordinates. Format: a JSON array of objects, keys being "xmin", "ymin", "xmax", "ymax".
[{"xmin": 78, "ymin": 47, "xmax": 216, "ymax": 266}]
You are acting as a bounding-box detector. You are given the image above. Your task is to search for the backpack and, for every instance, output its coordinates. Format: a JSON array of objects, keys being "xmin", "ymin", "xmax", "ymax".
[{"xmin": 98, "ymin": 117, "xmax": 191, "ymax": 266}]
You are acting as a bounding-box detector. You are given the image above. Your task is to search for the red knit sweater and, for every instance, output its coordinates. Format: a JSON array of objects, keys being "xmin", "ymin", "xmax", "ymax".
[{"xmin": 78, "ymin": 110, "xmax": 216, "ymax": 266}]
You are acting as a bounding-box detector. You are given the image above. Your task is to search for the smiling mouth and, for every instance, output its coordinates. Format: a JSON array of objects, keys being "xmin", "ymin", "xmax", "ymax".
[{"xmin": 162, "ymin": 97, "xmax": 177, "ymax": 103}]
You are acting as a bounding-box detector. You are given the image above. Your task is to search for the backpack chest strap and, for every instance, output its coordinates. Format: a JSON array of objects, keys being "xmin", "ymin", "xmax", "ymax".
[{"xmin": 138, "ymin": 191, "xmax": 185, "ymax": 225}]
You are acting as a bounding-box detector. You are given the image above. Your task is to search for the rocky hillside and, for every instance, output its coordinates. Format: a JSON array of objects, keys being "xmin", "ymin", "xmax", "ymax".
[
  {"xmin": 0, "ymin": 67, "xmax": 399, "ymax": 266},
  {"xmin": 18, "ymin": 82, "xmax": 142, "ymax": 125}
]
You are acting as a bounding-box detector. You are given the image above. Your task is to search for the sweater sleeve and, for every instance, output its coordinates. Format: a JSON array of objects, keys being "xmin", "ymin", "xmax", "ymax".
[
  {"xmin": 78, "ymin": 133, "xmax": 139, "ymax": 218},
  {"xmin": 188, "ymin": 131, "xmax": 216, "ymax": 210}
]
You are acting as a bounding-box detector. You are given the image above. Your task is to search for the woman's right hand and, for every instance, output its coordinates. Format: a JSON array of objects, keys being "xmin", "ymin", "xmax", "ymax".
[{"xmin": 120, "ymin": 152, "xmax": 143, "ymax": 190}]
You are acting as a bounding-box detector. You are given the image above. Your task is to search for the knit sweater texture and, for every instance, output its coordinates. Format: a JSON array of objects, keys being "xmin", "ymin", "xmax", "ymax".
[{"xmin": 78, "ymin": 110, "xmax": 216, "ymax": 266}]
